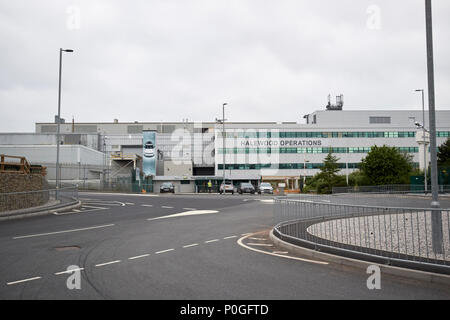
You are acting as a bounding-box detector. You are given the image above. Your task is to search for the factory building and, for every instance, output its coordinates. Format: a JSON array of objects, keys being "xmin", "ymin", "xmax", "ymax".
[{"xmin": 2, "ymin": 107, "xmax": 450, "ymax": 192}]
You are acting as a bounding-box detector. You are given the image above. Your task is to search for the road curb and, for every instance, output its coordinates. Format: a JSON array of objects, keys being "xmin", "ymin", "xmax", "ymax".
[
  {"xmin": 0, "ymin": 201, "xmax": 82, "ymax": 222},
  {"xmin": 269, "ymin": 229, "xmax": 450, "ymax": 286}
]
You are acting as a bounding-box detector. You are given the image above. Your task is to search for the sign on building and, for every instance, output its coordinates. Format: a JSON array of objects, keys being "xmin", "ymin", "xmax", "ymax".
[{"xmin": 143, "ymin": 130, "xmax": 157, "ymax": 177}]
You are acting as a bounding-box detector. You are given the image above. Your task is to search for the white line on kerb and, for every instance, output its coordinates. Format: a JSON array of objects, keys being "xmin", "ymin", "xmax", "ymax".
[
  {"xmin": 7, "ymin": 277, "xmax": 42, "ymax": 285},
  {"xmin": 237, "ymin": 233, "xmax": 329, "ymax": 265},
  {"xmin": 55, "ymin": 268, "xmax": 84, "ymax": 275},
  {"xmin": 13, "ymin": 224, "xmax": 115, "ymax": 240},
  {"xmin": 183, "ymin": 243, "xmax": 199, "ymax": 248},
  {"xmin": 155, "ymin": 249, "xmax": 174, "ymax": 254},
  {"xmin": 128, "ymin": 254, "xmax": 150, "ymax": 260},
  {"xmin": 247, "ymin": 243, "xmax": 273, "ymax": 247},
  {"xmin": 223, "ymin": 235, "xmax": 237, "ymax": 239},
  {"xmin": 205, "ymin": 239, "xmax": 220, "ymax": 243},
  {"xmin": 95, "ymin": 260, "xmax": 121, "ymax": 267}
]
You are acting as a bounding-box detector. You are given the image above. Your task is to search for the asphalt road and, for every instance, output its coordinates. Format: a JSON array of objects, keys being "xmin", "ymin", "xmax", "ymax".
[{"xmin": 0, "ymin": 192, "xmax": 449, "ymax": 300}]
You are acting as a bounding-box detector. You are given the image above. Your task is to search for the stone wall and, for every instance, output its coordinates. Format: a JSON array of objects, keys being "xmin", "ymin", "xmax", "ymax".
[{"xmin": 0, "ymin": 173, "xmax": 49, "ymax": 212}]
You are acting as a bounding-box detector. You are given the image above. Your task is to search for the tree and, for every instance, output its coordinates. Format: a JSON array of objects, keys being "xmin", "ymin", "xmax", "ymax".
[
  {"xmin": 437, "ymin": 138, "xmax": 450, "ymax": 166},
  {"xmin": 313, "ymin": 152, "xmax": 344, "ymax": 193},
  {"xmin": 360, "ymin": 145, "xmax": 413, "ymax": 185}
]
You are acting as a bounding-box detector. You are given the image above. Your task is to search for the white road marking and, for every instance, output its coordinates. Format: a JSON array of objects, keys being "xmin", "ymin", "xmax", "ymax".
[
  {"xmin": 128, "ymin": 254, "xmax": 150, "ymax": 260},
  {"xmin": 273, "ymin": 251, "xmax": 289, "ymax": 255},
  {"xmin": 7, "ymin": 277, "xmax": 42, "ymax": 285},
  {"xmin": 161, "ymin": 206, "xmax": 174, "ymax": 209},
  {"xmin": 183, "ymin": 243, "xmax": 199, "ymax": 248},
  {"xmin": 205, "ymin": 239, "xmax": 220, "ymax": 243},
  {"xmin": 95, "ymin": 260, "xmax": 121, "ymax": 267},
  {"xmin": 125, "ymin": 202, "xmax": 135, "ymax": 205},
  {"xmin": 155, "ymin": 249, "xmax": 175, "ymax": 254},
  {"xmin": 55, "ymin": 268, "xmax": 84, "ymax": 275},
  {"xmin": 241, "ymin": 233, "xmax": 252, "ymax": 236},
  {"xmin": 141, "ymin": 204, "xmax": 153, "ymax": 207},
  {"xmin": 237, "ymin": 233, "xmax": 329, "ymax": 265},
  {"xmin": 80, "ymin": 192, "xmax": 159, "ymax": 197},
  {"xmin": 13, "ymin": 224, "xmax": 115, "ymax": 240},
  {"xmin": 83, "ymin": 201, "xmax": 125, "ymax": 207},
  {"xmin": 247, "ymin": 243, "xmax": 274, "ymax": 247},
  {"xmin": 72, "ymin": 209, "xmax": 81, "ymax": 212},
  {"xmin": 260, "ymin": 199, "xmax": 274, "ymax": 203},
  {"xmin": 182, "ymin": 208, "xmax": 197, "ymax": 210},
  {"xmin": 223, "ymin": 235, "xmax": 238, "ymax": 240},
  {"xmin": 249, "ymin": 237, "xmax": 267, "ymax": 241},
  {"xmin": 147, "ymin": 210, "xmax": 219, "ymax": 221}
]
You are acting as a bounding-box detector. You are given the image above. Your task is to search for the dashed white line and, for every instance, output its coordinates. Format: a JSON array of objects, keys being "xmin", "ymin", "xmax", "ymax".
[
  {"xmin": 125, "ymin": 202, "xmax": 135, "ymax": 205},
  {"xmin": 141, "ymin": 204, "xmax": 153, "ymax": 207},
  {"xmin": 161, "ymin": 206, "xmax": 174, "ymax": 209},
  {"xmin": 204, "ymin": 239, "xmax": 220, "ymax": 243},
  {"xmin": 223, "ymin": 235, "xmax": 238, "ymax": 240},
  {"xmin": 95, "ymin": 260, "xmax": 121, "ymax": 267},
  {"xmin": 128, "ymin": 254, "xmax": 150, "ymax": 260},
  {"xmin": 155, "ymin": 248, "xmax": 175, "ymax": 254},
  {"xmin": 55, "ymin": 268, "xmax": 84, "ymax": 275},
  {"xmin": 13, "ymin": 224, "xmax": 115, "ymax": 240},
  {"xmin": 7, "ymin": 276, "xmax": 42, "ymax": 285},
  {"xmin": 183, "ymin": 243, "xmax": 199, "ymax": 248}
]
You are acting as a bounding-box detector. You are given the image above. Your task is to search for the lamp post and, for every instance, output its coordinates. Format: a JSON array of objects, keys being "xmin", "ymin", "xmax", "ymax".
[
  {"xmin": 424, "ymin": 0, "xmax": 443, "ymax": 254},
  {"xmin": 303, "ymin": 158, "xmax": 309, "ymax": 185},
  {"xmin": 415, "ymin": 89, "xmax": 428, "ymax": 193},
  {"xmin": 56, "ymin": 48, "xmax": 74, "ymax": 199},
  {"xmin": 222, "ymin": 103, "xmax": 227, "ymax": 185}
]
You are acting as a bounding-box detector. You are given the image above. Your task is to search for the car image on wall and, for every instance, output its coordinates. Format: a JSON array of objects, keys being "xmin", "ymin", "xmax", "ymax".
[{"xmin": 143, "ymin": 141, "xmax": 155, "ymax": 158}]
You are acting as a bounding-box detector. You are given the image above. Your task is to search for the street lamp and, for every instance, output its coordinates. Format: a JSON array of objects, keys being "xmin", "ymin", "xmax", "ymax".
[
  {"xmin": 303, "ymin": 158, "xmax": 309, "ymax": 185},
  {"xmin": 415, "ymin": 89, "xmax": 428, "ymax": 193},
  {"xmin": 56, "ymin": 48, "xmax": 74, "ymax": 199},
  {"xmin": 424, "ymin": 0, "xmax": 443, "ymax": 254},
  {"xmin": 222, "ymin": 103, "xmax": 227, "ymax": 185}
]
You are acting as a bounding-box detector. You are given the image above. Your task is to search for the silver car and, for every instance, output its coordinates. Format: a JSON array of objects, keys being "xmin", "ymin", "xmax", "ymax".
[{"xmin": 258, "ymin": 182, "xmax": 274, "ymax": 194}]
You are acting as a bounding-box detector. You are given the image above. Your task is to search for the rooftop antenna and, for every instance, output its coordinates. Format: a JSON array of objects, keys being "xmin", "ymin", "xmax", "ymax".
[{"xmin": 326, "ymin": 94, "xmax": 344, "ymax": 110}]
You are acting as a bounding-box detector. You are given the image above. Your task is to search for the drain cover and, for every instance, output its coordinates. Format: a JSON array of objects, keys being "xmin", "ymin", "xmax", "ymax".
[{"xmin": 54, "ymin": 245, "xmax": 80, "ymax": 251}]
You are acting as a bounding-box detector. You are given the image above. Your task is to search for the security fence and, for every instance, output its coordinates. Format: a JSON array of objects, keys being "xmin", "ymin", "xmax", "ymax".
[
  {"xmin": 273, "ymin": 197, "xmax": 450, "ymax": 274},
  {"xmin": 0, "ymin": 185, "xmax": 78, "ymax": 213}
]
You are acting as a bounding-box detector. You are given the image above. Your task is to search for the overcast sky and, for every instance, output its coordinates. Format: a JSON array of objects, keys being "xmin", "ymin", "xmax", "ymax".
[{"xmin": 1, "ymin": 0, "xmax": 449, "ymax": 132}]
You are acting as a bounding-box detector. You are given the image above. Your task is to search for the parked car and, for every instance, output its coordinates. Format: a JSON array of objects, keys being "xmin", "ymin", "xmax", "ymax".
[
  {"xmin": 238, "ymin": 182, "xmax": 255, "ymax": 194},
  {"xmin": 258, "ymin": 182, "xmax": 274, "ymax": 194},
  {"xmin": 160, "ymin": 182, "xmax": 175, "ymax": 193},
  {"xmin": 219, "ymin": 181, "xmax": 234, "ymax": 194},
  {"xmin": 143, "ymin": 141, "xmax": 155, "ymax": 158}
]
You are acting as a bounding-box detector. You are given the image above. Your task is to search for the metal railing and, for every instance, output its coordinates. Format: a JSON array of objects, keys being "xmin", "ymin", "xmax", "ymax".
[
  {"xmin": 273, "ymin": 197, "xmax": 450, "ymax": 274},
  {"xmin": 0, "ymin": 186, "xmax": 78, "ymax": 213},
  {"xmin": 332, "ymin": 184, "xmax": 450, "ymax": 194}
]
